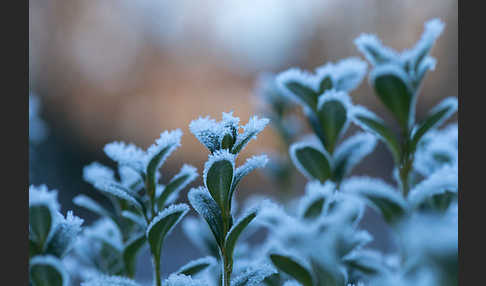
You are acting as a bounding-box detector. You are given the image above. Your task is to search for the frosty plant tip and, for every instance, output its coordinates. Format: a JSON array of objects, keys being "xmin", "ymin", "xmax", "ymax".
[
  {"xmin": 75, "ymin": 129, "xmax": 198, "ymax": 286},
  {"xmin": 277, "ymin": 58, "xmax": 377, "ymax": 187},
  {"xmin": 188, "ymin": 111, "xmax": 272, "ymax": 286}
]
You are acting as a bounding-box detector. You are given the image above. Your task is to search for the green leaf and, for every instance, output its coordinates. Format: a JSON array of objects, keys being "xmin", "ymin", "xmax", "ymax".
[
  {"xmin": 123, "ymin": 233, "xmax": 146, "ymax": 277},
  {"xmin": 284, "ymin": 81, "xmax": 318, "ymax": 111},
  {"xmin": 177, "ymin": 256, "xmax": 216, "ymax": 276},
  {"xmin": 229, "ymin": 155, "xmax": 268, "ymax": 209},
  {"xmin": 410, "ymin": 97, "xmax": 458, "ymax": 152},
  {"xmin": 157, "ymin": 164, "xmax": 198, "ymax": 210},
  {"xmin": 225, "ymin": 209, "xmax": 258, "ymax": 263},
  {"xmin": 73, "ymin": 194, "xmax": 113, "ymax": 219},
  {"xmin": 30, "ymin": 255, "xmax": 68, "ymax": 286},
  {"xmin": 270, "ymin": 254, "xmax": 313, "ymax": 286},
  {"xmin": 29, "ymin": 205, "xmax": 53, "ymax": 250},
  {"xmin": 146, "ymin": 145, "xmax": 175, "ymax": 198},
  {"xmin": 332, "ymin": 133, "xmax": 377, "ymax": 182},
  {"xmin": 188, "ymin": 187, "xmax": 225, "ymax": 246},
  {"xmin": 146, "ymin": 204, "xmax": 189, "ymax": 263},
  {"xmin": 343, "ymin": 177, "xmax": 408, "ymax": 224},
  {"xmin": 45, "ymin": 212, "xmax": 83, "ymax": 258},
  {"xmin": 316, "ymin": 92, "xmax": 351, "ymax": 153},
  {"xmin": 204, "ymin": 151, "xmax": 235, "ymax": 210},
  {"xmin": 302, "ymin": 197, "xmax": 325, "ymax": 219},
  {"xmin": 370, "ymin": 65, "xmax": 414, "ymax": 129},
  {"xmin": 290, "ymin": 142, "xmax": 332, "ymax": 183},
  {"xmin": 352, "ymin": 107, "xmax": 401, "ymax": 163},
  {"xmin": 93, "ymin": 180, "xmax": 144, "ymax": 214},
  {"xmin": 231, "ymin": 264, "xmax": 277, "ymax": 286}
]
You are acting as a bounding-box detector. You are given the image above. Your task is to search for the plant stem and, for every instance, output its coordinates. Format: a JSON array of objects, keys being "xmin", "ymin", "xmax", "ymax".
[
  {"xmin": 221, "ymin": 248, "xmax": 233, "ymax": 286},
  {"xmin": 153, "ymin": 253, "xmax": 162, "ymax": 286}
]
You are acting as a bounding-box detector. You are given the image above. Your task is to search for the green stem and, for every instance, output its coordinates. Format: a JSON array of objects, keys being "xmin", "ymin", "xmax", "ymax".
[
  {"xmin": 399, "ymin": 130, "xmax": 414, "ymax": 197},
  {"xmin": 153, "ymin": 253, "xmax": 162, "ymax": 286},
  {"xmin": 221, "ymin": 248, "xmax": 233, "ymax": 286}
]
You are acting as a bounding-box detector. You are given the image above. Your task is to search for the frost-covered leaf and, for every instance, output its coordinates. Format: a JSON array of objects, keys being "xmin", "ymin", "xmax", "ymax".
[
  {"xmin": 410, "ymin": 97, "xmax": 458, "ymax": 152},
  {"xmin": 188, "ymin": 187, "xmax": 225, "ymax": 246},
  {"xmin": 344, "ymin": 250, "xmax": 384, "ymax": 276},
  {"xmin": 269, "ymin": 254, "xmax": 313, "ymax": 286},
  {"xmin": 190, "ymin": 116, "xmax": 225, "ymax": 153},
  {"xmin": 81, "ymin": 275, "xmax": 141, "ymax": 286},
  {"xmin": 157, "ymin": 164, "xmax": 198, "ymax": 210},
  {"xmin": 146, "ymin": 204, "xmax": 189, "ymax": 261},
  {"xmin": 354, "ymin": 34, "xmax": 399, "ymax": 66},
  {"xmin": 332, "ymin": 133, "xmax": 377, "ymax": 182},
  {"xmin": 145, "ymin": 129, "xmax": 183, "ymax": 197},
  {"xmin": 93, "ymin": 180, "xmax": 144, "ymax": 216},
  {"xmin": 232, "ymin": 116, "xmax": 270, "ymax": 154},
  {"xmin": 121, "ymin": 211, "xmax": 146, "ymax": 228},
  {"xmin": 289, "ymin": 141, "xmax": 332, "ymax": 183},
  {"xmin": 177, "ymin": 256, "xmax": 217, "ymax": 276},
  {"xmin": 73, "ymin": 194, "xmax": 113, "ymax": 219},
  {"xmin": 104, "ymin": 142, "xmax": 145, "ymax": 173},
  {"xmin": 45, "ymin": 211, "xmax": 84, "ymax": 258},
  {"xmin": 352, "ymin": 106, "xmax": 401, "ymax": 163},
  {"xmin": 83, "ymin": 162, "xmax": 116, "ymax": 186},
  {"xmin": 370, "ymin": 65, "xmax": 413, "ymax": 129},
  {"xmin": 29, "ymin": 185, "xmax": 60, "ymax": 249},
  {"xmin": 204, "ymin": 150, "xmax": 235, "ymax": 210},
  {"xmin": 316, "ymin": 90, "xmax": 352, "ymax": 152},
  {"xmin": 342, "ymin": 177, "xmax": 408, "ymax": 224},
  {"xmin": 225, "ymin": 209, "xmax": 258, "ymax": 263},
  {"xmin": 276, "ymin": 68, "xmax": 321, "ymax": 110},
  {"xmin": 408, "ymin": 166, "xmax": 458, "ymax": 211},
  {"xmin": 231, "ymin": 263, "xmax": 277, "ymax": 286},
  {"xmin": 230, "ymin": 154, "xmax": 268, "ymax": 207},
  {"xmin": 122, "ymin": 233, "xmax": 146, "ymax": 277},
  {"xmin": 298, "ymin": 181, "xmax": 334, "ymax": 219},
  {"xmin": 404, "ymin": 18, "xmax": 445, "ymax": 74},
  {"xmin": 164, "ymin": 273, "xmax": 209, "ymax": 286},
  {"xmin": 316, "ymin": 58, "xmax": 368, "ymax": 92},
  {"xmin": 30, "ymin": 255, "xmax": 68, "ymax": 286}
]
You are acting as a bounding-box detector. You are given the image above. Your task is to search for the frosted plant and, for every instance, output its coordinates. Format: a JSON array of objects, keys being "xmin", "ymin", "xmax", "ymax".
[
  {"xmin": 29, "ymin": 185, "xmax": 84, "ymax": 286},
  {"xmin": 74, "ymin": 130, "xmax": 198, "ymax": 286},
  {"xmin": 257, "ymin": 182, "xmax": 380, "ymax": 286},
  {"xmin": 353, "ymin": 18, "xmax": 458, "ymax": 195},
  {"xmin": 254, "ymin": 73, "xmax": 302, "ymax": 196},
  {"xmin": 276, "ymin": 58, "xmax": 377, "ymax": 187},
  {"xmin": 188, "ymin": 112, "xmax": 273, "ymax": 286}
]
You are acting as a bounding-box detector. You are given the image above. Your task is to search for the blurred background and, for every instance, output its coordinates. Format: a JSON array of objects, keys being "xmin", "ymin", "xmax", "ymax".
[{"xmin": 29, "ymin": 0, "xmax": 457, "ymax": 281}]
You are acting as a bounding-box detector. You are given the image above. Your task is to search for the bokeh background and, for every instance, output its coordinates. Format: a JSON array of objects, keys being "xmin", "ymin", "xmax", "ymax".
[{"xmin": 29, "ymin": 0, "xmax": 457, "ymax": 282}]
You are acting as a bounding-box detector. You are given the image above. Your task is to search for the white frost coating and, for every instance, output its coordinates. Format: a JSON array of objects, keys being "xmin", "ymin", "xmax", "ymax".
[
  {"xmin": 234, "ymin": 115, "xmax": 270, "ymax": 152},
  {"xmin": 118, "ymin": 165, "xmax": 142, "ymax": 190},
  {"xmin": 405, "ymin": 18, "xmax": 445, "ymax": 66},
  {"xmin": 350, "ymin": 105, "xmax": 388, "ymax": 138},
  {"xmin": 276, "ymin": 67, "xmax": 321, "ymax": 95},
  {"xmin": 369, "ymin": 63, "xmax": 412, "ymax": 92},
  {"xmin": 256, "ymin": 199, "xmax": 293, "ymax": 229},
  {"xmin": 146, "ymin": 203, "xmax": 190, "ymax": 237},
  {"xmin": 144, "ymin": 129, "xmax": 183, "ymax": 167},
  {"xmin": 81, "ymin": 275, "xmax": 140, "ymax": 286},
  {"xmin": 235, "ymin": 154, "xmax": 269, "ymax": 179},
  {"xmin": 176, "ymin": 256, "xmax": 217, "ymax": 274},
  {"xmin": 172, "ymin": 164, "xmax": 199, "ymax": 187},
  {"xmin": 289, "ymin": 140, "xmax": 331, "ymax": 181},
  {"xmin": 298, "ymin": 181, "xmax": 334, "ymax": 218},
  {"xmin": 354, "ymin": 33, "xmax": 399, "ymax": 65},
  {"xmin": 203, "ymin": 149, "xmax": 236, "ymax": 188},
  {"xmin": 82, "ymin": 218, "xmax": 123, "ymax": 251},
  {"xmin": 317, "ymin": 89, "xmax": 352, "ymax": 111},
  {"xmin": 408, "ymin": 165, "xmax": 458, "ymax": 207},
  {"xmin": 316, "ymin": 57, "xmax": 368, "ymax": 92},
  {"xmin": 424, "ymin": 97, "xmax": 458, "ymax": 128},
  {"xmin": 284, "ymin": 282, "xmax": 303, "ymax": 286},
  {"xmin": 83, "ymin": 162, "xmax": 116, "ymax": 185},
  {"xmin": 189, "ymin": 116, "xmax": 222, "ymax": 152},
  {"xmin": 30, "ymin": 255, "xmax": 69, "ymax": 286},
  {"xmin": 341, "ymin": 176, "xmax": 406, "ymax": 209},
  {"xmin": 225, "ymin": 207, "xmax": 258, "ymax": 242},
  {"xmin": 104, "ymin": 141, "xmax": 145, "ymax": 168},
  {"xmin": 164, "ymin": 274, "xmax": 209, "ymax": 286},
  {"xmin": 93, "ymin": 180, "xmax": 141, "ymax": 210},
  {"xmin": 334, "ymin": 132, "xmax": 378, "ymax": 176},
  {"xmin": 29, "ymin": 185, "xmax": 60, "ymax": 212},
  {"xmin": 121, "ymin": 211, "xmax": 146, "ymax": 227},
  {"xmin": 222, "ymin": 111, "xmax": 240, "ymax": 131},
  {"xmin": 231, "ymin": 263, "xmax": 277, "ymax": 286}
]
